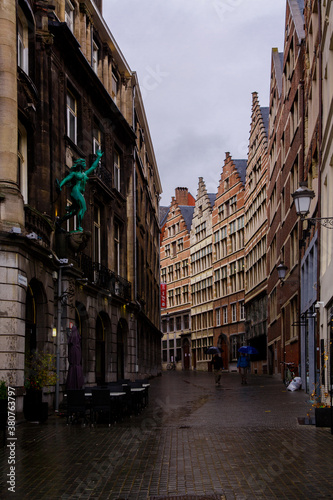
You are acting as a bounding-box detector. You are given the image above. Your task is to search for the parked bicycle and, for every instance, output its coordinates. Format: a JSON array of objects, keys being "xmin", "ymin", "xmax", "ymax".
[
  {"xmin": 280, "ymin": 361, "xmax": 296, "ymax": 386},
  {"xmin": 166, "ymin": 362, "xmax": 176, "ymax": 371}
]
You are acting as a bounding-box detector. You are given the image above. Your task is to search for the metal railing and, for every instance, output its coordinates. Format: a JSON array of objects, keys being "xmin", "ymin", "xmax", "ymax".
[{"xmin": 77, "ymin": 253, "xmax": 131, "ymax": 301}]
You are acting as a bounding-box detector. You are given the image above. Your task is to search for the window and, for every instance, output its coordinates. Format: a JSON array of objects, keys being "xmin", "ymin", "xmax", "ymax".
[
  {"xmin": 231, "ymin": 304, "xmax": 237, "ymax": 323},
  {"xmin": 176, "ymin": 316, "xmax": 182, "ymax": 331},
  {"xmin": 17, "ymin": 14, "xmax": 28, "ymax": 73},
  {"xmin": 165, "ymin": 244, "xmax": 170, "ymax": 257},
  {"xmin": 182, "ymin": 285, "xmax": 189, "ymax": 303},
  {"xmin": 239, "ymin": 301, "xmax": 245, "ymax": 321},
  {"xmin": 216, "ymin": 308, "xmax": 221, "ymax": 327},
  {"xmin": 168, "ymin": 290, "xmax": 174, "ymax": 307},
  {"xmin": 112, "ymin": 70, "xmax": 118, "ymax": 104},
  {"xmin": 161, "ymin": 268, "xmax": 166, "ymax": 283},
  {"xmin": 93, "ymin": 128, "xmax": 102, "ymax": 166},
  {"xmin": 222, "ymin": 306, "xmax": 228, "ymax": 324},
  {"xmin": 168, "ymin": 265, "xmax": 174, "ymax": 282},
  {"xmin": 94, "ymin": 204, "xmax": 101, "ymax": 264},
  {"xmin": 183, "ymin": 314, "xmax": 189, "ymax": 330},
  {"xmin": 67, "ymin": 91, "xmax": 77, "ymax": 144},
  {"xmin": 175, "ymin": 288, "xmax": 181, "ymax": 305},
  {"xmin": 182, "ymin": 259, "xmax": 189, "ymax": 277},
  {"xmin": 172, "ymin": 242, "xmax": 177, "ymax": 257},
  {"xmin": 65, "ymin": 0, "xmax": 74, "ymax": 32},
  {"xmin": 114, "ymin": 221, "xmax": 120, "ymax": 274},
  {"xmin": 177, "ymin": 238, "xmax": 184, "ymax": 252},
  {"xmin": 175, "ymin": 262, "xmax": 181, "ymax": 279},
  {"xmin": 17, "ymin": 123, "xmax": 28, "ymax": 203},
  {"xmin": 92, "ymin": 40, "xmax": 99, "ymax": 74},
  {"xmin": 66, "ymin": 200, "xmax": 77, "ymax": 233},
  {"xmin": 114, "ymin": 151, "xmax": 120, "ymax": 191}
]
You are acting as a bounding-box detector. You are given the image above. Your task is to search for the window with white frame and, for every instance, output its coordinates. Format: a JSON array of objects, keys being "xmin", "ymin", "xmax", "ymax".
[
  {"xmin": 222, "ymin": 306, "xmax": 228, "ymax": 324},
  {"xmin": 231, "ymin": 303, "xmax": 237, "ymax": 322},
  {"xmin": 17, "ymin": 123, "xmax": 28, "ymax": 203},
  {"xmin": 216, "ymin": 308, "xmax": 221, "ymax": 326},
  {"xmin": 114, "ymin": 150, "xmax": 120, "ymax": 191},
  {"xmin": 66, "ymin": 200, "xmax": 77, "ymax": 233},
  {"xmin": 66, "ymin": 91, "xmax": 77, "ymax": 143},
  {"xmin": 92, "ymin": 39, "xmax": 99, "ymax": 74},
  {"xmin": 161, "ymin": 268, "xmax": 166, "ymax": 283},
  {"xmin": 239, "ymin": 301, "xmax": 245, "ymax": 320},
  {"xmin": 17, "ymin": 13, "xmax": 29, "ymax": 74},
  {"xmin": 165, "ymin": 244, "xmax": 170, "ymax": 257},
  {"xmin": 65, "ymin": 0, "xmax": 74, "ymax": 32},
  {"xmin": 112, "ymin": 70, "xmax": 118, "ymax": 104}
]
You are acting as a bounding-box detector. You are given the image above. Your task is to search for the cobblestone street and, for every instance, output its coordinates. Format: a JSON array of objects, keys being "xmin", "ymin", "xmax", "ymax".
[{"xmin": 1, "ymin": 371, "xmax": 333, "ymax": 499}]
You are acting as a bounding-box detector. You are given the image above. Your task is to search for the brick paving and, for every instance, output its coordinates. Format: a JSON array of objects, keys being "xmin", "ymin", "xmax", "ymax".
[{"xmin": 1, "ymin": 371, "xmax": 333, "ymax": 499}]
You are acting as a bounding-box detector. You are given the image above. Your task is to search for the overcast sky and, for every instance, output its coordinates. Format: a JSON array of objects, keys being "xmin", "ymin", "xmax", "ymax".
[{"xmin": 103, "ymin": 1, "xmax": 286, "ymax": 206}]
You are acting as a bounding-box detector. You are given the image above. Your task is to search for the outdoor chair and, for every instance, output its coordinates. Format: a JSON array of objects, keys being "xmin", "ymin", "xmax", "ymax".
[
  {"xmin": 66, "ymin": 390, "xmax": 90, "ymax": 426},
  {"xmin": 91, "ymin": 389, "xmax": 112, "ymax": 426}
]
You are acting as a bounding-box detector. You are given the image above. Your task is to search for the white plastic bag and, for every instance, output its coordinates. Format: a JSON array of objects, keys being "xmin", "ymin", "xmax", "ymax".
[{"xmin": 287, "ymin": 377, "xmax": 302, "ymax": 391}]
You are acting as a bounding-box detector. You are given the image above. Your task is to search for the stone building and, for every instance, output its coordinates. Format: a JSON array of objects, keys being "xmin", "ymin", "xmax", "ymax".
[
  {"xmin": 267, "ymin": 0, "xmax": 305, "ymax": 379},
  {"xmin": 212, "ymin": 155, "xmax": 246, "ymax": 370},
  {"xmin": 244, "ymin": 93, "xmax": 269, "ymax": 375},
  {"xmin": 160, "ymin": 188, "xmax": 195, "ymax": 370},
  {"xmin": 0, "ymin": 0, "xmax": 162, "ymax": 411},
  {"xmin": 190, "ymin": 178, "xmax": 215, "ymax": 371}
]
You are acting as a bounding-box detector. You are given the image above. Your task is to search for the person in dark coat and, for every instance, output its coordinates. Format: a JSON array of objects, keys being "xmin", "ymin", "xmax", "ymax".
[{"xmin": 212, "ymin": 354, "xmax": 223, "ymax": 386}]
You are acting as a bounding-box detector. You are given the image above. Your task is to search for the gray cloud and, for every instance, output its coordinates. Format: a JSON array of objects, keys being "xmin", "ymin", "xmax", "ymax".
[{"xmin": 103, "ymin": 0, "xmax": 286, "ymax": 205}]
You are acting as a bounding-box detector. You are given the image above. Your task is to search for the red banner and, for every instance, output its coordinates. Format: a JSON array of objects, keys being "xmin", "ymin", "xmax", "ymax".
[{"xmin": 161, "ymin": 283, "xmax": 167, "ymax": 309}]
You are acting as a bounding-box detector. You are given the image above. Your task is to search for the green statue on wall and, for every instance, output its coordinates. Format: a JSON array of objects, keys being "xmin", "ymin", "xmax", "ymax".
[{"xmin": 56, "ymin": 151, "xmax": 103, "ymax": 232}]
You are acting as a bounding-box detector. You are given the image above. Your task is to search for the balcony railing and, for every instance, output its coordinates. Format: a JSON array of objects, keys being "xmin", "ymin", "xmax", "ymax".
[
  {"xmin": 90, "ymin": 160, "xmax": 113, "ymax": 192},
  {"xmin": 24, "ymin": 205, "xmax": 54, "ymax": 247},
  {"xmin": 77, "ymin": 253, "xmax": 131, "ymax": 301}
]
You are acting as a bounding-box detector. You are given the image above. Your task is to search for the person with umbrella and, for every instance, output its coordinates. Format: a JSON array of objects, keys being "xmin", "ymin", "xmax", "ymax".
[{"xmin": 237, "ymin": 346, "xmax": 256, "ymax": 385}]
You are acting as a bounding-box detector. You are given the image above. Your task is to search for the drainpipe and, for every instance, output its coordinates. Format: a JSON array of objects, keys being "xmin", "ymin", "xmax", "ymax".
[{"xmin": 133, "ymin": 82, "xmax": 139, "ymax": 374}]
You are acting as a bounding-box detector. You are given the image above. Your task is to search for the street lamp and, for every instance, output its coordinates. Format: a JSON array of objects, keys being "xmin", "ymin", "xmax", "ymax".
[
  {"xmin": 292, "ymin": 184, "xmax": 333, "ymax": 228},
  {"xmin": 277, "ymin": 262, "xmax": 288, "ymax": 283}
]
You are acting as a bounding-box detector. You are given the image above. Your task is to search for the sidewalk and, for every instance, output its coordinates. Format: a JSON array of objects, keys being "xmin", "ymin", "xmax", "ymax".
[{"xmin": 1, "ymin": 371, "xmax": 333, "ymax": 499}]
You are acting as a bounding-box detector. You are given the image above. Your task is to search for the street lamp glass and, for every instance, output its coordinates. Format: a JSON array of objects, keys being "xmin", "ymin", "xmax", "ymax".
[
  {"xmin": 292, "ymin": 186, "xmax": 315, "ymax": 217},
  {"xmin": 277, "ymin": 263, "xmax": 288, "ymax": 280}
]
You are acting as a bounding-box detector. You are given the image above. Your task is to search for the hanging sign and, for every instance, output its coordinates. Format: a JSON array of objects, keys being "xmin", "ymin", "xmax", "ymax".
[{"xmin": 161, "ymin": 283, "xmax": 167, "ymax": 309}]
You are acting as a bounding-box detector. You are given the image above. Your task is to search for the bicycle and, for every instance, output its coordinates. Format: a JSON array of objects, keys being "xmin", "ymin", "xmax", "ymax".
[
  {"xmin": 280, "ymin": 362, "xmax": 296, "ymax": 387},
  {"xmin": 166, "ymin": 362, "xmax": 176, "ymax": 371}
]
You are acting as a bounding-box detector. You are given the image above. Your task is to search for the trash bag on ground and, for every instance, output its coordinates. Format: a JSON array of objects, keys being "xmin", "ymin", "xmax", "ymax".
[{"xmin": 287, "ymin": 377, "xmax": 302, "ymax": 391}]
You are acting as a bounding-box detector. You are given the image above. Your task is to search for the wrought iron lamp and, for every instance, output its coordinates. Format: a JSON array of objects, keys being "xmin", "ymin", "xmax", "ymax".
[{"xmin": 292, "ymin": 184, "xmax": 333, "ymax": 228}]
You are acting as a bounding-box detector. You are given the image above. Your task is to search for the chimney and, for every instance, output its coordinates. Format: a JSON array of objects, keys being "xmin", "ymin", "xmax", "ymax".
[{"xmin": 175, "ymin": 187, "xmax": 189, "ymax": 206}]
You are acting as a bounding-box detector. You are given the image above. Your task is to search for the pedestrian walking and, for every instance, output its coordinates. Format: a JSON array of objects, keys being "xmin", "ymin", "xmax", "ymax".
[
  {"xmin": 212, "ymin": 354, "xmax": 223, "ymax": 386},
  {"xmin": 237, "ymin": 353, "xmax": 250, "ymax": 385}
]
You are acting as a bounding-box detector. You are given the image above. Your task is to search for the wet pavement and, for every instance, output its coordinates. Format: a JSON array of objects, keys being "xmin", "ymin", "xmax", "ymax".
[{"xmin": 1, "ymin": 371, "xmax": 333, "ymax": 499}]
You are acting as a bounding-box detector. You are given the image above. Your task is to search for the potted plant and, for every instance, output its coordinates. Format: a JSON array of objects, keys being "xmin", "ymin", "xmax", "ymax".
[{"xmin": 24, "ymin": 352, "xmax": 57, "ymax": 422}]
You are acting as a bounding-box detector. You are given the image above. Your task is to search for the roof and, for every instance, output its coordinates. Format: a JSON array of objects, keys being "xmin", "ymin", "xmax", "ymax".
[
  {"xmin": 261, "ymin": 107, "xmax": 269, "ymax": 138},
  {"xmin": 233, "ymin": 160, "xmax": 247, "ymax": 186},
  {"xmin": 179, "ymin": 206, "xmax": 195, "ymax": 231},
  {"xmin": 159, "ymin": 206, "xmax": 170, "ymax": 227},
  {"xmin": 208, "ymin": 193, "xmax": 216, "ymax": 208}
]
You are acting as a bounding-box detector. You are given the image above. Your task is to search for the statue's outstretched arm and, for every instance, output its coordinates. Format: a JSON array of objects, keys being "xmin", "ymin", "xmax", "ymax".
[{"xmin": 85, "ymin": 150, "xmax": 103, "ymax": 176}]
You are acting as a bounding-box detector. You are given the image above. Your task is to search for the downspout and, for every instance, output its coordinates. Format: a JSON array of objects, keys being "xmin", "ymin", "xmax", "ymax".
[
  {"xmin": 133, "ymin": 83, "xmax": 138, "ymax": 374},
  {"xmin": 317, "ymin": 0, "xmax": 322, "ymax": 397}
]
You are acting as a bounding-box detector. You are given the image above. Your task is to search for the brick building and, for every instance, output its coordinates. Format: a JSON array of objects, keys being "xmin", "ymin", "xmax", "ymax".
[
  {"xmin": 267, "ymin": 0, "xmax": 305, "ymax": 378},
  {"xmin": 212, "ymin": 155, "xmax": 246, "ymax": 370},
  {"xmin": 160, "ymin": 188, "xmax": 195, "ymax": 370},
  {"xmin": 244, "ymin": 93, "xmax": 269, "ymax": 375}
]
